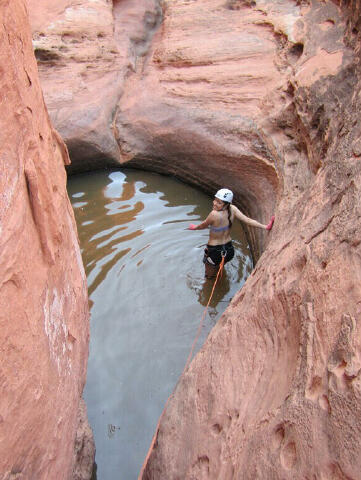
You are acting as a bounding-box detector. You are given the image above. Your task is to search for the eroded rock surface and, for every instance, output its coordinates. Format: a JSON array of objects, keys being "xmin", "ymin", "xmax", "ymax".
[
  {"xmin": 72, "ymin": 398, "xmax": 96, "ymax": 480},
  {"xmin": 27, "ymin": 0, "xmax": 162, "ymax": 172},
  {"xmin": 27, "ymin": 0, "xmax": 361, "ymax": 478},
  {"xmin": 0, "ymin": 1, "xmax": 91, "ymax": 478},
  {"xmin": 140, "ymin": 2, "xmax": 361, "ymax": 479}
]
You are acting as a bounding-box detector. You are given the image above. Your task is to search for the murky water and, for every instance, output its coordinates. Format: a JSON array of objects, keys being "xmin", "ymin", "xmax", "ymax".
[{"xmin": 67, "ymin": 170, "xmax": 252, "ymax": 480}]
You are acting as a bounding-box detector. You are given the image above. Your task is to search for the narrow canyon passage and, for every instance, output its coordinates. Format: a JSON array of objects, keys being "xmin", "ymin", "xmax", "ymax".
[{"xmin": 67, "ymin": 169, "xmax": 253, "ymax": 479}]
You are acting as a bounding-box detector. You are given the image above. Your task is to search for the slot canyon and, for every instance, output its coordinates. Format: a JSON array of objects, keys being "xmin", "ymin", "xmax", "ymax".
[{"xmin": 1, "ymin": 0, "xmax": 361, "ymax": 479}]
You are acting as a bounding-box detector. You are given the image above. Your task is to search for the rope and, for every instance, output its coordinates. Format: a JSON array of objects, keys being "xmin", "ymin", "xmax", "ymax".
[
  {"xmin": 183, "ymin": 255, "xmax": 225, "ymax": 373},
  {"xmin": 138, "ymin": 256, "xmax": 225, "ymax": 479}
]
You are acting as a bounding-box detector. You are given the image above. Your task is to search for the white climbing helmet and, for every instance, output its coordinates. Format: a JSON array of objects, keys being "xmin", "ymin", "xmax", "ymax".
[{"xmin": 215, "ymin": 188, "xmax": 233, "ymax": 203}]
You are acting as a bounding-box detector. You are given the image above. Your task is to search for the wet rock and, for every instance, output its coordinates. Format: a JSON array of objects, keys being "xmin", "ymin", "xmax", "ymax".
[
  {"xmin": 0, "ymin": 1, "xmax": 89, "ymax": 478},
  {"xmin": 72, "ymin": 398, "xmax": 96, "ymax": 480}
]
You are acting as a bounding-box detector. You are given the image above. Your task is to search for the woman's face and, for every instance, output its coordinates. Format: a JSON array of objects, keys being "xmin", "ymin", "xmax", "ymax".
[{"xmin": 213, "ymin": 197, "xmax": 225, "ymax": 211}]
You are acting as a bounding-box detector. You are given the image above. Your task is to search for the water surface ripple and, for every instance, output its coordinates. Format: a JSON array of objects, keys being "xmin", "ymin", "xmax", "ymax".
[{"xmin": 67, "ymin": 170, "xmax": 252, "ymax": 480}]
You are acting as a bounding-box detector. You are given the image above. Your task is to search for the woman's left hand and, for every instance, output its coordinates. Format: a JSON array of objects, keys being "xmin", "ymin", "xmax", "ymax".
[
  {"xmin": 266, "ymin": 215, "xmax": 275, "ymax": 231},
  {"xmin": 188, "ymin": 224, "xmax": 197, "ymax": 230}
]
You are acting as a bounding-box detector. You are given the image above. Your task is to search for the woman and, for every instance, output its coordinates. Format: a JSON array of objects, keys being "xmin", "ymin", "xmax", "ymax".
[{"xmin": 188, "ymin": 188, "xmax": 274, "ymax": 278}]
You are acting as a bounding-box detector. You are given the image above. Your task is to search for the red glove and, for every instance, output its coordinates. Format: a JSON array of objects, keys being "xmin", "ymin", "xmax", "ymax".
[
  {"xmin": 188, "ymin": 224, "xmax": 197, "ymax": 230},
  {"xmin": 266, "ymin": 215, "xmax": 275, "ymax": 231}
]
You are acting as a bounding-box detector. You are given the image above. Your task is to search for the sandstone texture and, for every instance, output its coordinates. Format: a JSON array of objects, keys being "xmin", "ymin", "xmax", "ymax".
[
  {"xmin": 27, "ymin": 0, "xmax": 162, "ymax": 173},
  {"xmin": 139, "ymin": 2, "xmax": 361, "ymax": 479},
  {"xmin": 0, "ymin": 1, "xmax": 91, "ymax": 478},
  {"xmin": 72, "ymin": 398, "xmax": 96, "ymax": 480},
  {"xmin": 27, "ymin": 0, "xmax": 361, "ymax": 478}
]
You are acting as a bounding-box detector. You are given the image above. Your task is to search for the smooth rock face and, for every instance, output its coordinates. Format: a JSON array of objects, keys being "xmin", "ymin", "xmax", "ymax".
[
  {"xmin": 27, "ymin": 0, "xmax": 162, "ymax": 173},
  {"xmin": 28, "ymin": 0, "xmax": 361, "ymax": 478},
  {"xmin": 0, "ymin": 1, "xmax": 90, "ymax": 478}
]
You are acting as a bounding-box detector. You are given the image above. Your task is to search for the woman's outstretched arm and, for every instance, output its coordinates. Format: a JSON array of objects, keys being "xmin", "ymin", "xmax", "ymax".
[{"xmin": 232, "ymin": 205, "xmax": 273, "ymax": 230}]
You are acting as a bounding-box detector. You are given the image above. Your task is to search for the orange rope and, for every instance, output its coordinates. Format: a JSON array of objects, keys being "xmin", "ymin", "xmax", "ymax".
[{"xmin": 138, "ymin": 256, "xmax": 225, "ymax": 479}]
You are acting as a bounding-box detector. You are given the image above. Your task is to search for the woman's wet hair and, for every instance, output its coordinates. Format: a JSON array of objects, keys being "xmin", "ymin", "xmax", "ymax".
[{"xmin": 226, "ymin": 202, "xmax": 232, "ymax": 228}]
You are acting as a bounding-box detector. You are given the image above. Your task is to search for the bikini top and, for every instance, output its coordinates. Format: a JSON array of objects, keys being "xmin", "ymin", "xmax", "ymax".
[{"xmin": 209, "ymin": 224, "xmax": 230, "ymax": 233}]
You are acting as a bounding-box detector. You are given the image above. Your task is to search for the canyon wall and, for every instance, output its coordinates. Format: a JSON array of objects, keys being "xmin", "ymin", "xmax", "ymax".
[
  {"xmin": 27, "ymin": 0, "xmax": 361, "ymax": 478},
  {"xmin": 0, "ymin": 1, "xmax": 92, "ymax": 478},
  {"xmin": 140, "ymin": 2, "xmax": 361, "ymax": 479}
]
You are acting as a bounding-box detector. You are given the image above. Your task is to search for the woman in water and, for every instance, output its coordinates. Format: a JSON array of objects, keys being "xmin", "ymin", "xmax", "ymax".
[{"xmin": 188, "ymin": 188, "xmax": 274, "ymax": 278}]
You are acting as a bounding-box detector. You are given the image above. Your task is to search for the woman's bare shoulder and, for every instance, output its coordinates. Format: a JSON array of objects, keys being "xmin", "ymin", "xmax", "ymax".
[{"xmin": 207, "ymin": 209, "xmax": 218, "ymax": 223}]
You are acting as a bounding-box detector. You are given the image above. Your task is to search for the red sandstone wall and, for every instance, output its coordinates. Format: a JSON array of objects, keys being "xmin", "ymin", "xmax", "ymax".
[
  {"xmin": 0, "ymin": 2, "xmax": 90, "ymax": 478},
  {"xmin": 141, "ymin": 2, "xmax": 361, "ymax": 479}
]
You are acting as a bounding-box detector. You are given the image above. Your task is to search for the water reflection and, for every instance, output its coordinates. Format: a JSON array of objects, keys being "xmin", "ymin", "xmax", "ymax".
[
  {"xmin": 195, "ymin": 274, "xmax": 231, "ymax": 307},
  {"xmin": 68, "ymin": 172, "xmax": 144, "ymax": 296},
  {"xmin": 67, "ymin": 169, "xmax": 253, "ymax": 480}
]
